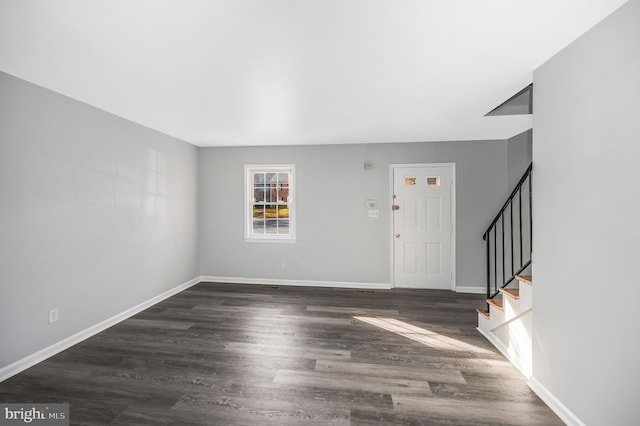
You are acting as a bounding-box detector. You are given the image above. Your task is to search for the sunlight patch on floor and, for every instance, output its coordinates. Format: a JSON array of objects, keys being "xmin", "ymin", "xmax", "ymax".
[{"xmin": 354, "ymin": 316, "xmax": 493, "ymax": 354}]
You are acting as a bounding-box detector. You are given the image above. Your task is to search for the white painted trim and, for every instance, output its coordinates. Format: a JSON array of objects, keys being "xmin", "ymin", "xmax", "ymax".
[
  {"xmin": 528, "ymin": 377, "xmax": 586, "ymax": 426},
  {"xmin": 450, "ymin": 163, "xmax": 457, "ymax": 291},
  {"xmin": 476, "ymin": 326, "xmax": 531, "ymax": 378},
  {"xmin": 244, "ymin": 164, "xmax": 296, "ymax": 243},
  {"xmin": 243, "ymin": 237, "xmax": 296, "ymax": 244},
  {"xmin": 455, "ymin": 286, "xmax": 485, "ymax": 294},
  {"xmin": 201, "ymin": 276, "xmax": 392, "ymax": 290},
  {"xmin": 388, "ymin": 165, "xmax": 396, "ymax": 288},
  {"xmin": 0, "ymin": 276, "xmax": 202, "ymax": 383},
  {"xmin": 389, "ymin": 162, "xmax": 456, "ymax": 291}
]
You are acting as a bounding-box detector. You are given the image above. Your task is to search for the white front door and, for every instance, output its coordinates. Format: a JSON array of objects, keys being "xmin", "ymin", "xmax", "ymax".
[{"xmin": 392, "ymin": 164, "xmax": 454, "ymax": 289}]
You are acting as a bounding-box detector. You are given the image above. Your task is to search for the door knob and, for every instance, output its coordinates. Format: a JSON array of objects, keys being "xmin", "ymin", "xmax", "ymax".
[{"xmin": 395, "ymin": 233, "xmax": 400, "ymax": 238}]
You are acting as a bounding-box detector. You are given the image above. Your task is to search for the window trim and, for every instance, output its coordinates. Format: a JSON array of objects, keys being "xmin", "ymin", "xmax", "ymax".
[{"xmin": 244, "ymin": 164, "xmax": 296, "ymax": 243}]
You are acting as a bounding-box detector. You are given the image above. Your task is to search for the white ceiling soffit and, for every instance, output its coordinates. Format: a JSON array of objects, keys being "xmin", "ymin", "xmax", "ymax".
[
  {"xmin": 0, "ymin": 0, "xmax": 628, "ymax": 147},
  {"xmin": 486, "ymin": 84, "xmax": 532, "ymax": 116}
]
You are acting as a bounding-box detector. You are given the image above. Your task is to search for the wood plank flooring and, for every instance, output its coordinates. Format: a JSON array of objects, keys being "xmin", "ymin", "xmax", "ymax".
[{"xmin": 0, "ymin": 282, "xmax": 563, "ymax": 425}]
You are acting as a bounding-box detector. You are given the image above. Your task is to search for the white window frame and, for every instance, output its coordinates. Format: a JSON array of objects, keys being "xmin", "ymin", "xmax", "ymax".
[{"xmin": 244, "ymin": 164, "xmax": 296, "ymax": 243}]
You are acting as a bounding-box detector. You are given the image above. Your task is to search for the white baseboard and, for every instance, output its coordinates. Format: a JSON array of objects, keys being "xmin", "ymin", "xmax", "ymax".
[
  {"xmin": 476, "ymin": 326, "xmax": 531, "ymax": 378},
  {"xmin": 0, "ymin": 276, "xmax": 201, "ymax": 383},
  {"xmin": 478, "ymin": 324, "xmax": 585, "ymax": 425},
  {"xmin": 528, "ymin": 377, "xmax": 586, "ymax": 426},
  {"xmin": 455, "ymin": 286, "xmax": 485, "ymax": 294},
  {"xmin": 203, "ymin": 276, "xmax": 484, "ymax": 293},
  {"xmin": 200, "ymin": 276, "xmax": 392, "ymax": 290}
]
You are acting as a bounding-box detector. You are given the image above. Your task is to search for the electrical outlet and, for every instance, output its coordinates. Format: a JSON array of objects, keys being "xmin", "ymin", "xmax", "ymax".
[
  {"xmin": 48, "ymin": 308, "xmax": 58, "ymax": 324},
  {"xmin": 280, "ymin": 260, "xmax": 286, "ymax": 269},
  {"xmin": 368, "ymin": 209, "xmax": 379, "ymax": 218}
]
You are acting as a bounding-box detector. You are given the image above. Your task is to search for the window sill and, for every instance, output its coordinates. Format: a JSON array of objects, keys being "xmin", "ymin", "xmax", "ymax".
[{"xmin": 244, "ymin": 237, "xmax": 296, "ymax": 244}]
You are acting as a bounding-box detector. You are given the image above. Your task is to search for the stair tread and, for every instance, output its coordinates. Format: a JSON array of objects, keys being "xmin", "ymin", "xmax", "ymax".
[
  {"xmin": 516, "ymin": 275, "xmax": 532, "ymax": 285},
  {"xmin": 476, "ymin": 307, "xmax": 490, "ymax": 319},
  {"xmin": 499, "ymin": 288, "xmax": 520, "ymax": 299},
  {"xmin": 487, "ymin": 298, "xmax": 503, "ymax": 311}
]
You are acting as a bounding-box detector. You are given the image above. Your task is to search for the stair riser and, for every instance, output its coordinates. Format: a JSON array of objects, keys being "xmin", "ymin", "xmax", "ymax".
[
  {"xmin": 478, "ymin": 313, "xmax": 491, "ymax": 330},
  {"xmin": 519, "ymin": 281, "xmax": 532, "ymax": 306},
  {"xmin": 503, "ymin": 292, "xmax": 530, "ymax": 319}
]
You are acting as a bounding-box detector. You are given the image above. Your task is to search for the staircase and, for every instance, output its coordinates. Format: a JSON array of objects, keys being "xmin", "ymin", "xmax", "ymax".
[
  {"xmin": 476, "ymin": 275, "xmax": 532, "ymax": 377},
  {"xmin": 476, "ymin": 163, "xmax": 533, "ymax": 377}
]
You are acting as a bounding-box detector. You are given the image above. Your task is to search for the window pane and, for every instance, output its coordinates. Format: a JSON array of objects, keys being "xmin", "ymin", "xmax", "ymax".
[
  {"xmin": 276, "ymin": 173, "xmax": 289, "ymax": 203},
  {"xmin": 277, "ymin": 173, "xmax": 288, "ymax": 203},
  {"xmin": 252, "ymin": 205, "xmax": 265, "ymax": 218},
  {"xmin": 253, "ymin": 172, "xmax": 267, "ymax": 203},
  {"xmin": 277, "ymin": 218, "xmax": 290, "ymax": 234},
  {"xmin": 277, "ymin": 173, "xmax": 288, "ymax": 184},
  {"xmin": 252, "ymin": 205, "xmax": 265, "ymax": 234},
  {"xmin": 253, "ymin": 173, "xmax": 265, "ymax": 185},
  {"xmin": 265, "ymin": 218, "xmax": 279, "ymax": 234},
  {"xmin": 263, "ymin": 173, "xmax": 274, "ymax": 202},
  {"xmin": 252, "ymin": 220, "xmax": 265, "ymax": 234},
  {"xmin": 253, "ymin": 186, "xmax": 267, "ymax": 203},
  {"xmin": 276, "ymin": 183, "xmax": 289, "ymax": 203}
]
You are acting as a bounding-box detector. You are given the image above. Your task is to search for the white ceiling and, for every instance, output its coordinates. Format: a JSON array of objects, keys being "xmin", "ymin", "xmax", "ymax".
[{"xmin": 0, "ymin": 0, "xmax": 628, "ymax": 147}]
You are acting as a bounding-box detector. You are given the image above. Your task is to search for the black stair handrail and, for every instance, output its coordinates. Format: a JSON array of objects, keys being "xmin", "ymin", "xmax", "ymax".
[{"xmin": 483, "ymin": 163, "xmax": 533, "ymax": 302}]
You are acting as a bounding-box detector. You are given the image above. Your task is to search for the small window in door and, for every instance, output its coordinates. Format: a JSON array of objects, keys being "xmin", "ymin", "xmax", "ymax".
[
  {"xmin": 426, "ymin": 176, "xmax": 440, "ymax": 186},
  {"xmin": 404, "ymin": 177, "xmax": 417, "ymax": 186}
]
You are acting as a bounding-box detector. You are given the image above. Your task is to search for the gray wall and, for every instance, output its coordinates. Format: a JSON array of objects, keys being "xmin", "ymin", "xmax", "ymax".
[
  {"xmin": 533, "ymin": 1, "xmax": 639, "ymax": 424},
  {"xmin": 0, "ymin": 72, "xmax": 199, "ymax": 370},
  {"xmin": 199, "ymin": 140, "xmax": 508, "ymax": 289},
  {"xmin": 507, "ymin": 129, "xmax": 532, "ymax": 190}
]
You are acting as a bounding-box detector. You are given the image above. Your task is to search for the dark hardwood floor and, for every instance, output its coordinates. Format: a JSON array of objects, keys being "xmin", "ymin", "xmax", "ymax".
[{"xmin": 0, "ymin": 282, "xmax": 563, "ymax": 425}]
